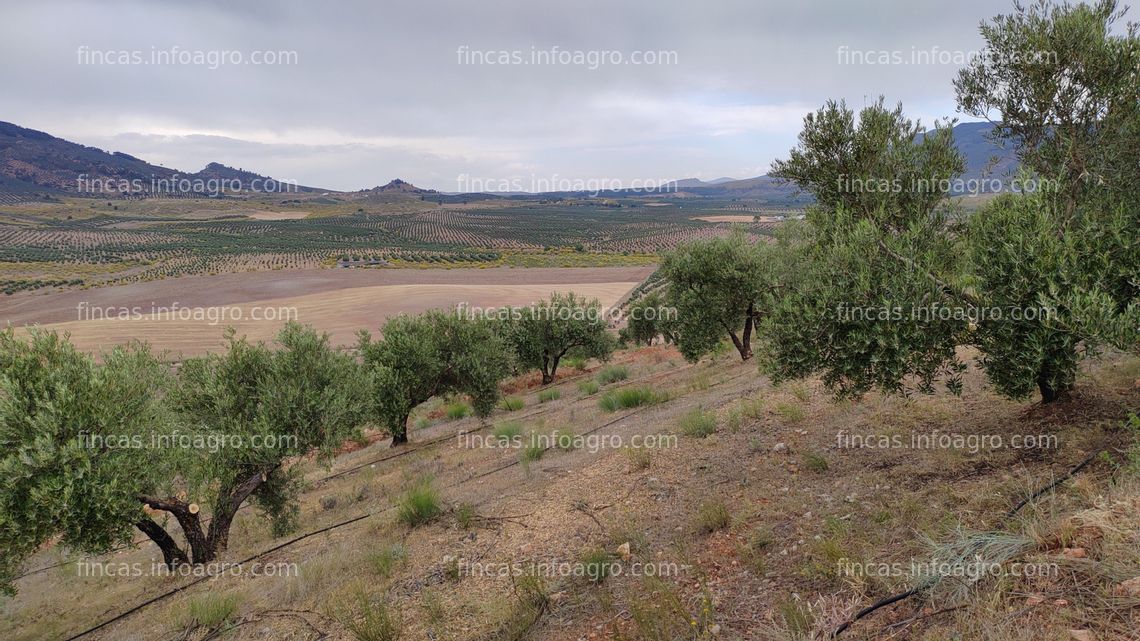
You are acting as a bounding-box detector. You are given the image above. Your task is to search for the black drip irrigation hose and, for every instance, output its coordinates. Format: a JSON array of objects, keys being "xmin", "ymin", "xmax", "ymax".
[{"xmin": 828, "ymin": 447, "xmax": 1107, "ymax": 638}]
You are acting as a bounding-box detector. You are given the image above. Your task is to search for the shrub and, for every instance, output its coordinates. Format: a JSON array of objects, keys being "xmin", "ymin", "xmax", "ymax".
[
  {"xmin": 790, "ymin": 383, "xmax": 811, "ymax": 402},
  {"xmin": 740, "ymin": 395, "xmax": 765, "ymax": 419},
  {"xmin": 624, "ymin": 446, "xmax": 651, "ymax": 471},
  {"xmin": 596, "ymin": 364, "xmax": 630, "ymax": 385},
  {"xmin": 552, "ymin": 429, "xmax": 577, "ymax": 451},
  {"xmin": 598, "ymin": 387, "xmax": 659, "ymax": 412},
  {"xmin": 679, "ymin": 408, "xmax": 716, "ymax": 438},
  {"xmin": 537, "ymin": 388, "xmax": 561, "ymax": 403},
  {"xmin": 500, "ymin": 396, "xmax": 525, "ymax": 411},
  {"xmin": 397, "ymin": 480, "xmax": 441, "ymax": 527}
]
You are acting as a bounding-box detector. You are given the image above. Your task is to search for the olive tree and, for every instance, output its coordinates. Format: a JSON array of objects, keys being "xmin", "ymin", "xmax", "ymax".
[
  {"xmin": 501, "ymin": 292, "xmax": 615, "ymax": 384},
  {"xmin": 955, "ymin": 0, "xmax": 1139, "ymax": 356},
  {"xmin": 0, "ymin": 330, "xmax": 177, "ymax": 594},
  {"xmin": 764, "ymin": 99, "xmax": 973, "ymax": 399},
  {"xmin": 359, "ymin": 310, "xmax": 514, "ymax": 445},
  {"xmin": 954, "ymin": 0, "xmax": 1140, "ymax": 216},
  {"xmin": 619, "ymin": 290, "xmax": 672, "ymax": 346},
  {"xmin": 160, "ymin": 322, "xmax": 367, "ymax": 564},
  {"xmin": 966, "ymin": 192, "xmax": 1082, "ymax": 401},
  {"xmin": 660, "ymin": 229, "xmax": 775, "ymax": 362}
]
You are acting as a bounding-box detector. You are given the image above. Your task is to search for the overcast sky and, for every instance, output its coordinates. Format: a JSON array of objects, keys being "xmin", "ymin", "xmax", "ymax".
[{"xmin": 2, "ymin": 0, "xmax": 1120, "ymax": 192}]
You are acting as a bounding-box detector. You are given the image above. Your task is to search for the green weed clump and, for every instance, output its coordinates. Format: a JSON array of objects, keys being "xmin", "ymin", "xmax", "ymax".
[{"xmin": 598, "ymin": 387, "xmax": 659, "ymax": 412}]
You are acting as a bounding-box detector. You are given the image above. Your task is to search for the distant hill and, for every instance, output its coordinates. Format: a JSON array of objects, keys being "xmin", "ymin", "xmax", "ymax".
[
  {"xmin": 942, "ymin": 121, "xmax": 1020, "ymax": 188},
  {"xmin": 370, "ymin": 178, "xmax": 435, "ymax": 194},
  {"xmin": 657, "ymin": 121, "xmax": 1021, "ymax": 201},
  {"xmin": 0, "ymin": 120, "xmax": 1021, "ymax": 203},
  {"xmin": 668, "ymin": 177, "xmax": 739, "ymax": 189},
  {"xmin": 0, "ymin": 121, "xmax": 320, "ymax": 196}
]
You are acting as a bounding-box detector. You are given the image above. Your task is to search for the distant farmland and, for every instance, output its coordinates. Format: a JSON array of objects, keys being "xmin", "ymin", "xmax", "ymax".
[{"xmin": 0, "ymin": 197, "xmax": 778, "ymax": 293}]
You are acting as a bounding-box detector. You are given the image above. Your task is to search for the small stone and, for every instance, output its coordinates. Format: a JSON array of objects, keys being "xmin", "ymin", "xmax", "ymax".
[
  {"xmin": 1055, "ymin": 598, "xmax": 1070, "ymax": 606},
  {"xmin": 617, "ymin": 542, "xmax": 632, "ymax": 561},
  {"xmin": 1026, "ymin": 594, "xmax": 1045, "ymax": 606},
  {"xmin": 773, "ymin": 442, "xmax": 788, "ymax": 453},
  {"xmin": 1068, "ymin": 630, "xmax": 1093, "ymax": 641},
  {"xmin": 1062, "ymin": 547, "xmax": 1087, "ymax": 559},
  {"xmin": 709, "ymin": 623, "xmax": 722, "ymax": 635},
  {"xmin": 1114, "ymin": 576, "xmax": 1140, "ymax": 597}
]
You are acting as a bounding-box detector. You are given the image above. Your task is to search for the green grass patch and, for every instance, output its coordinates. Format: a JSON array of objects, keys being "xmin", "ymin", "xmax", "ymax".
[
  {"xmin": 552, "ymin": 429, "xmax": 577, "ymax": 451},
  {"xmin": 445, "ymin": 402, "xmax": 471, "ymax": 419},
  {"xmin": 369, "ymin": 542, "xmax": 408, "ymax": 578},
  {"xmin": 563, "ymin": 355, "xmax": 587, "ymax": 371},
  {"xmin": 596, "ymin": 364, "xmax": 630, "ymax": 385},
  {"xmin": 624, "ymin": 446, "xmax": 651, "ymax": 470},
  {"xmin": 679, "ymin": 408, "xmax": 716, "ymax": 438},
  {"xmin": 183, "ymin": 592, "xmax": 241, "ymax": 629},
  {"xmin": 492, "ymin": 421, "xmax": 523, "ymax": 440},
  {"xmin": 693, "ymin": 499, "xmax": 731, "ymax": 533},
  {"xmin": 774, "ymin": 402, "xmax": 806, "ymax": 423},
  {"xmin": 339, "ymin": 593, "xmax": 403, "ymax": 641},
  {"xmin": 579, "ymin": 548, "xmax": 615, "ymax": 584},
  {"xmin": 598, "ymin": 386, "xmax": 659, "ymax": 412},
  {"xmin": 577, "ymin": 380, "xmax": 600, "ymax": 396},
  {"xmin": 520, "ymin": 442, "xmax": 545, "ymax": 464},
  {"xmin": 802, "ymin": 452, "xmax": 829, "ymax": 473},
  {"xmin": 396, "ymin": 479, "xmax": 441, "ymax": 527},
  {"xmin": 455, "ymin": 502, "xmax": 476, "ymax": 529},
  {"xmin": 499, "ymin": 396, "xmax": 525, "ymax": 411},
  {"xmin": 537, "ymin": 388, "xmax": 561, "ymax": 403}
]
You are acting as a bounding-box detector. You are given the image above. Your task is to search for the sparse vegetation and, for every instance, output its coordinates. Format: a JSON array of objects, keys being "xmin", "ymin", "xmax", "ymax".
[
  {"xmin": 338, "ymin": 593, "xmax": 403, "ymax": 641},
  {"xmin": 694, "ymin": 499, "xmax": 731, "ymax": 533},
  {"xmin": 369, "ymin": 542, "xmax": 408, "ymax": 578}
]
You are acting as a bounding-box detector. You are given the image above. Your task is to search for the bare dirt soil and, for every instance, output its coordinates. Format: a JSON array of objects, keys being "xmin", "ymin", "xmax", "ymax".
[{"xmin": 0, "ymin": 266, "xmax": 655, "ymax": 357}]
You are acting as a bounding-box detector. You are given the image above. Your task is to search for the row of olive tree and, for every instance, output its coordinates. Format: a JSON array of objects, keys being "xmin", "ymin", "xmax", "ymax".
[
  {"xmin": 0, "ymin": 291, "xmax": 615, "ymax": 595},
  {"xmin": 358, "ymin": 291, "xmax": 615, "ymax": 445},
  {"xmin": 641, "ymin": 0, "xmax": 1136, "ymax": 404}
]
